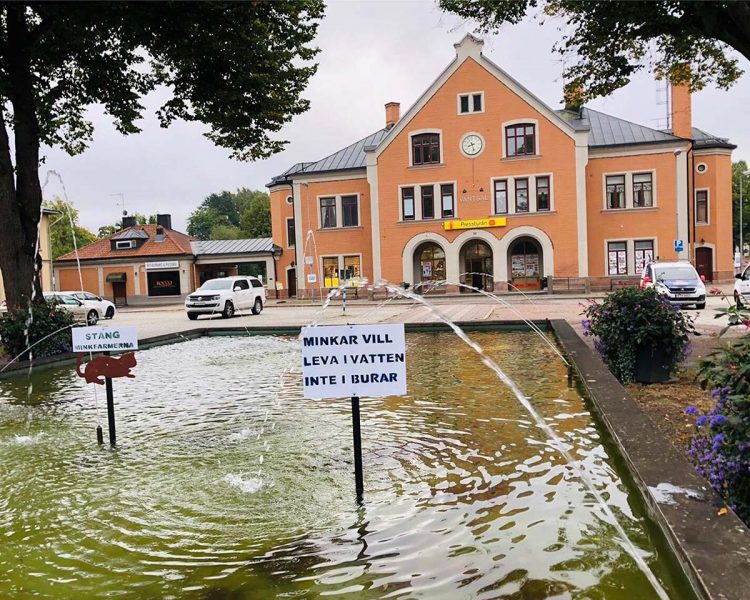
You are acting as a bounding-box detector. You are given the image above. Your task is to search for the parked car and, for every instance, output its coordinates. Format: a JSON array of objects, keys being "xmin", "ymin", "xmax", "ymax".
[
  {"xmin": 640, "ymin": 261, "xmax": 706, "ymax": 309},
  {"xmin": 734, "ymin": 264, "xmax": 750, "ymax": 307},
  {"xmin": 43, "ymin": 292, "xmax": 101, "ymax": 325},
  {"xmin": 185, "ymin": 276, "xmax": 266, "ymax": 320},
  {"xmin": 60, "ymin": 291, "xmax": 116, "ymax": 319}
]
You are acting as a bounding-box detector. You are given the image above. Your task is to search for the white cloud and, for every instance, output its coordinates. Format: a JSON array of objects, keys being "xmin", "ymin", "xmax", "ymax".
[{"xmin": 38, "ymin": 0, "xmax": 750, "ymax": 234}]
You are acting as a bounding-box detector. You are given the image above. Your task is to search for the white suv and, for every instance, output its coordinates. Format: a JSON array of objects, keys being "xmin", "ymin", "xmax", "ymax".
[
  {"xmin": 640, "ymin": 261, "xmax": 706, "ymax": 309},
  {"xmin": 734, "ymin": 264, "xmax": 750, "ymax": 307},
  {"xmin": 185, "ymin": 276, "xmax": 266, "ymax": 320}
]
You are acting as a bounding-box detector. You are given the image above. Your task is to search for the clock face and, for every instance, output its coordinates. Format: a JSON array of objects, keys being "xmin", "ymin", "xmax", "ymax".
[{"xmin": 461, "ymin": 133, "xmax": 483, "ymax": 156}]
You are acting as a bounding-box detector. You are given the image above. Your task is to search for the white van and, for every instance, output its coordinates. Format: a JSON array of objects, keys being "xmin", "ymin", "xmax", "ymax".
[{"xmin": 185, "ymin": 276, "xmax": 266, "ymax": 320}]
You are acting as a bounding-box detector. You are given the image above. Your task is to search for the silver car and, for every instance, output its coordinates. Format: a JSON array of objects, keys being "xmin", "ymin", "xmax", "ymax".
[{"xmin": 43, "ymin": 292, "xmax": 101, "ymax": 325}]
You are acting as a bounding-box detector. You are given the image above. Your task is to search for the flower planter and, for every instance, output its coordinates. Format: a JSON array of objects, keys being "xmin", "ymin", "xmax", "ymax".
[{"xmin": 634, "ymin": 344, "xmax": 671, "ymax": 383}]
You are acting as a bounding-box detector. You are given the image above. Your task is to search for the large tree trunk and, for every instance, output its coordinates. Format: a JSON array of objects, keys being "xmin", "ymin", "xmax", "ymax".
[{"xmin": 0, "ymin": 5, "xmax": 44, "ymax": 308}]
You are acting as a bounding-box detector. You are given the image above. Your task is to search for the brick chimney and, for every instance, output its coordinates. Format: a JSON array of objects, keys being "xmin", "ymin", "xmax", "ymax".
[
  {"xmin": 670, "ymin": 81, "xmax": 692, "ymax": 139},
  {"xmin": 385, "ymin": 102, "xmax": 400, "ymax": 129}
]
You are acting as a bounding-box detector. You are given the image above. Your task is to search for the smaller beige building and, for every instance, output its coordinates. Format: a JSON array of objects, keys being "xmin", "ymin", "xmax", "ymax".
[{"xmin": 0, "ymin": 208, "xmax": 56, "ymax": 304}]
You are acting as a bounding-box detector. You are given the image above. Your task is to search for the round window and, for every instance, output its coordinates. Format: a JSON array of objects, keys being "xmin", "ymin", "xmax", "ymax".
[
  {"xmin": 696, "ymin": 163, "xmax": 708, "ymax": 174},
  {"xmin": 286, "ymin": 195, "xmax": 293, "ymax": 205}
]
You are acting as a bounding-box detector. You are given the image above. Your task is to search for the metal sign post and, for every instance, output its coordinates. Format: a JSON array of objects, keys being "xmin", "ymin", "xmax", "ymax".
[
  {"xmin": 104, "ymin": 351, "xmax": 117, "ymax": 445},
  {"xmin": 301, "ymin": 323, "xmax": 407, "ymax": 504}
]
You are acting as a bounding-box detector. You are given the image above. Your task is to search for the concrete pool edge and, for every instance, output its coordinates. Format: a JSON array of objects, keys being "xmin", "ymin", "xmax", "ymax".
[{"xmin": 550, "ymin": 319, "xmax": 750, "ymax": 600}]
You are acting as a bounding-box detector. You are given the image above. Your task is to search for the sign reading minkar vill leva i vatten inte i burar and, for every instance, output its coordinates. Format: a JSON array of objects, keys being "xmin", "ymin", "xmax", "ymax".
[{"xmin": 301, "ymin": 324, "xmax": 406, "ymax": 399}]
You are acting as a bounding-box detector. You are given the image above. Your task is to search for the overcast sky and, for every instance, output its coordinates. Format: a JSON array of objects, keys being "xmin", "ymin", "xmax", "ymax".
[{"xmin": 39, "ymin": 0, "xmax": 750, "ymax": 234}]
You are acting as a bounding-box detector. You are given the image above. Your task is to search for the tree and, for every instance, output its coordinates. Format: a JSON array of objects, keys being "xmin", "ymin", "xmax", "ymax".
[
  {"xmin": 0, "ymin": 2, "xmax": 324, "ymax": 308},
  {"xmin": 240, "ymin": 192, "xmax": 272, "ymax": 238},
  {"xmin": 733, "ymin": 160, "xmax": 750, "ymax": 252},
  {"xmin": 43, "ymin": 197, "xmax": 96, "ymax": 259},
  {"xmin": 439, "ymin": 1, "xmax": 748, "ymax": 101},
  {"xmin": 187, "ymin": 188, "xmax": 271, "ymax": 239}
]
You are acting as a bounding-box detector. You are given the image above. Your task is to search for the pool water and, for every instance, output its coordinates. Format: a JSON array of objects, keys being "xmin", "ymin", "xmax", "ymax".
[{"xmin": 0, "ymin": 332, "xmax": 694, "ymax": 598}]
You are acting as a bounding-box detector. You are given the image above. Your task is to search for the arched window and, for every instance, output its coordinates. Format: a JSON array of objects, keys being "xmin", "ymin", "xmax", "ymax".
[
  {"xmin": 416, "ymin": 242, "xmax": 446, "ymax": 283},
  {"xmin": 505, "ymin": 123, "xmax": 536, "ymax": 157},
  {"xmin": 411, "ymin": 133, "xmax": 441, "ymax": 166}
]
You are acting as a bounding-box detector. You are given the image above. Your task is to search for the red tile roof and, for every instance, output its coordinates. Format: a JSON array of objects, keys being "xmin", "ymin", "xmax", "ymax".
[{"xmin": 57, "ymin": 225, "xmax": 194, "ymax": 262}]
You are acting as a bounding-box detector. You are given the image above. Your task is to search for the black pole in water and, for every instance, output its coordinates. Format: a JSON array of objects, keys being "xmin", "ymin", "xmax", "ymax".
[
  {"xmin": 351, "ymin": 396, "xmax": 364, "ymax": 504},
  {"xmin": 96, "ymin": 425, "xmax": 103, "ymax": 445},
  {"xmin": 104, "ymin": 351, "xmax": 116, "ymax": 445}
]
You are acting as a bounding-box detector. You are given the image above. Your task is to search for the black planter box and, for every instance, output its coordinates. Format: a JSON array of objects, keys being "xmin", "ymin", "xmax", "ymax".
[{"xmin": 634, "ymin": 344, "xmax": 671, "ymax": 383}]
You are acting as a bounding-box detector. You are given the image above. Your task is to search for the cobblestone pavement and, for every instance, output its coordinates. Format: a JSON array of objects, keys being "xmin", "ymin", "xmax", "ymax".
[{"xmin": 112, "ymin": 292, "xmax": 742, "ymax": 342}]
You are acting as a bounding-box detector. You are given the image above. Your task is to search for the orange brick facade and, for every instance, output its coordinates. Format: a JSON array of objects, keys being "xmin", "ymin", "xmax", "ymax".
[{"xmin": 269, "ymin": 36, "xmax": 734, "ymax": 297}]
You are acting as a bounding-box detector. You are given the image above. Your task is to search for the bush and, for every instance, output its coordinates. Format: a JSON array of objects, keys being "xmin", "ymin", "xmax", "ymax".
[
  {"xmin": 0, "ymin": 301, "xmax": 76, "ymax": 361},
  {"xmin": 581, "ymin": 287, "xmax": 694, "ymax": 383},
  {"xmin": 687, "ymin": 320, "xmax": 750, "ymax": 522}
]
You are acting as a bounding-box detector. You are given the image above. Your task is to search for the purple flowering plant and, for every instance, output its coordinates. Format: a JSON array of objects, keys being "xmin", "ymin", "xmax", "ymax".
[
  {"xmin": 688, "ymin": 335, "xmax": 750, "ymax": 521},
  {"xmin": 581, "ymin": 287, "xmax": 694, "ymax": 383}
]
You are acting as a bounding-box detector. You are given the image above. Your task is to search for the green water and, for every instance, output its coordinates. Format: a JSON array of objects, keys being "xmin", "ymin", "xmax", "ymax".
[{"xmin": 0, "ymin": 332, "xmax": 695, "ymax": 598}]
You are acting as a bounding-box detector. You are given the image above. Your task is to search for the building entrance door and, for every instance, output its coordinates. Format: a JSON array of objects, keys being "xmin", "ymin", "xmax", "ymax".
[
  {"xmin": 112, "ymin": 282, "xmax": 127, "ymax": 307},
  {"xmin": 695, "ymin": 247, "xmax": 713, "ymax": 282},
  {"xmin": 461, "ymin": 240, "xmax": 493, "ymax": 292},
  {"xmin": 509, "ymin": 238, "xmax": 542, "ymax": 291},
  {"xmin": 287, "ymin": 268, "xmax": 297, "ymax": 298}
]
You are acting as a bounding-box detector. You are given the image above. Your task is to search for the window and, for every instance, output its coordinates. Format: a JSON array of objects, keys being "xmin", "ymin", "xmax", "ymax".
[
  {"xmin": 536, "ymin": 176, "xmax": 550, "ymax": 211},
  {"xmin": 234, "ymin": 279, "xmax": 250, "ymax": 290},
  {"xmin": 342, "ymin": 195, "xmax": 358, "ymax": 227},
  {"xmin": 440, "ymin": 184, "xmax": 454, "ymax": 218},
  {"xmin": 250, "ymin": 279, "xmax": 263, "ymax": 288},
  {"xmin": 634, "ymin": 240, "xmax": 655, "ymax": 272},
  {"xmin": 320, "ymin": 197, "xmax": 336, "ymax": 228},
  {"xmin": 633, "ymin": 173, "xmax": 653, "ymax": 207},
  {"xmin": 401, "ymin": 187, "xmax": 415, "ymax": 220},
  {"xmin": 505, "ymin": 124, "xmax": 536, "ymax": 157},
  {"xmin": 286, "ymin": 218, "xmax": 295, "ymax": 248},
  {"xmin": 115, "ymin": 240, "xmax": 135, "ymax": 249},
  {"xmin": 515, "ymin": 178, "xmax": 529, "ymax": 212},
  {"xmin": 343, "ymin": 255, "xmax": 361, "ymax": 279},
  {"xmin": 494, "ymin": 180, "xmax": 508, "ymax": 214},
  {"xmin": 323, "ymin": 257, "xmax": 339, "ymax": 287},
  {"xmin": 606, "ymin": 175, "xmax": 626, "ymax": 209},
  {"xmin": 696, "ymin": 190, "xmax": 708, "ymax": 224},
  {"xmin": 286, "ymin": 195, "xmax": 293, "ymax": 205},
  {"xmin": 412, "ymin": 133, "xmax": 440, "ymax": 165},
  {"xmin": 607, "ymin": 241, "xmax": 628, "ymax": 275},
  {"xmin": 458, "ymin": 92, "xmax": 483, "ymax": 114},
  {"xmin": 421, "ymin": 185, "xmax": 435, "ymax": 219}
]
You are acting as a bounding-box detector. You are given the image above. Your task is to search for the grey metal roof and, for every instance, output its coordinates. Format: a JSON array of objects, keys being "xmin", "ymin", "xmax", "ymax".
[
  {"xmin": 575, "ymin": 107, "xmax": 682, "ymax": 147},
  {"xmin": 269, "ymin": 129, "xmax": 388, "ymax": 185},
  {"xmin": 111, "ymin": 228, "xmax": 149, "ymax": 240},
  {"xmin": 191, "ymin": 238, "xmax": 274, "ymax": 255},
  {"xmin": 692, "ymin": 127, "xmax": 736, "ymax": 150}
]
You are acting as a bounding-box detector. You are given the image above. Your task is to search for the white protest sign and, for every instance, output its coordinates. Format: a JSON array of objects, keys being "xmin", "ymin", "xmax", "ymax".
[
  {"xmin": 72, "ymin": 326, "xmax": 139, "ymax": 353},
  {"xmin": 301, "ymin": 324, "xmax": 406, "ymax": 399}
]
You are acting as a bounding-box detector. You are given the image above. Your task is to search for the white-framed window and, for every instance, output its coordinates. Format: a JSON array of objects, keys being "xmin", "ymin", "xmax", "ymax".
[
  {"xmin": 286, "ymin": 195, "xmax": 294, "ymax": 205},
  {"xmin": 490, "ymin": 173, "xmax": 553, "ymax": 215},
  {"xmin": 320, "ymin": 254, "xmax": 363, "ymax": 288},
  {"xmin": 501, "ymin": 118, "xmax": 540, "ymax": 158},
  {"xmin": 457, "ymin": 91, "xmax": 484, "ymax": 115},
  {"xmin": 604, "ymin": 238, "xmax": 658, "ymax": 276},
  {"xmin": 408, "ymin": 129, "xmax": 443, "ymax": 167},
  {"xmin": 602, "ymin": 170, "xmax": 657, "ymax": 210},
  {"xmin": 695, "ymin": 189, "xmax": 709, "ymax": 225},
  {"xmin": 398, "ymin": 181, "xmax": 457, "ymax": 222},
  {"xmin": 115, "ymin": 240, "xmax": 135, "ymax": 249},
  {"xmin": 286, "ymin": 217, "xmax": 295, "ymax": 248},
  {"xmin": 696, "ymin": 162, "xmax": 708, "ymax": 174},
  {"xmin": 317, "ymin": 194, "xmax": 361, "ymax": 229}
]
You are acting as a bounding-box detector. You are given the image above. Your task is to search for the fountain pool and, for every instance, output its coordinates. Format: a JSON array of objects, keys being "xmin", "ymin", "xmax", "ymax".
[{"xmin": 0, "ymin": 331, "xmax": 695, "ymax": 598}]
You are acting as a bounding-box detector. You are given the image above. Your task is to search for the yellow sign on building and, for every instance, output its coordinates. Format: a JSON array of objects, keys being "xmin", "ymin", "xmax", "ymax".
[{"xmin": 443, "ymin": 217, "xmax": 507, "ymax": 231}]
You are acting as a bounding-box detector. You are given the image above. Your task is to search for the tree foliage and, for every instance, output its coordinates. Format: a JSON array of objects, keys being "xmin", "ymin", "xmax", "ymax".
[
  {"xmin": 43, "ymin": 197, "xmax": 96, "ymax": 259},
  {"xmin": 0, "ymin": 1, "xmax": 324, "ymax": 308},
  {"xmin": 439, "ymin": 0, "xmax": 748, "ymax": 101},
  {"xmin": 187, "ymin": 188, "xmax": 271, "ymax": 240}
]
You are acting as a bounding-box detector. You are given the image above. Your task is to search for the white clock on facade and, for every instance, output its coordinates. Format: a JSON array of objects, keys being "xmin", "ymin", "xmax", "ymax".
[{"xmin": 461, "ymin": 133, "xmax": 484, "ymax": 157}]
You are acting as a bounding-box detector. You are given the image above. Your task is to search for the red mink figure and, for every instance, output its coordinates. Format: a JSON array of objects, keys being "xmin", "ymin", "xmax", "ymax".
[{"xmin": 75, "ymin": 352, "xmax": 137, "ymax": 385}]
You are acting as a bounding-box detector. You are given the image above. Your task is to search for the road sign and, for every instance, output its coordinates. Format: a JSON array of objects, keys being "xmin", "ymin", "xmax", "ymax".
[
  {"xmin": 72, "ymin": 326, "xmax": 138, "ymax": 353},
  {"xmin": 307, "ymin": 273, "xmax": 317, "ymax": 284},
  {"xmin": 674, "ymin": 239, "xmax": 684, "ymax": 253}
]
